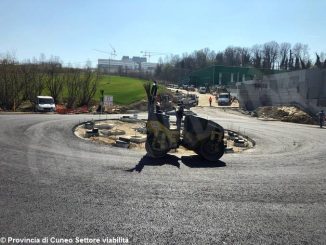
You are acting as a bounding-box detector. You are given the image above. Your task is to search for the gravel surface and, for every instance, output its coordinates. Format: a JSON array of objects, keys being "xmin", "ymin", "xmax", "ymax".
[{"xmin": 0, "ymin": 110, "xmax": 325, "ymax": 244}]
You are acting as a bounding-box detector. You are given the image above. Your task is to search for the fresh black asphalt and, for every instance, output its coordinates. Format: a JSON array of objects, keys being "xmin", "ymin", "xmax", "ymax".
[{"xmin": 0, "ymin": 109, "xmax": 325, "ymax": 244}]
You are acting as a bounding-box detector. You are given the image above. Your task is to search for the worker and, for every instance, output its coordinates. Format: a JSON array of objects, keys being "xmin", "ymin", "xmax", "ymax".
[
  {"xmin": 209, "ymin": 96, "xmax": 212, "ymax": 107},
  {"xmin": 156, "ymin": 102, "xmax": 162, "ymax": 113},
  {"xmin": 317, "ymin": 110, "xmax": 325, "ymax": 128},
  {"xmin": 148, "ymin": 80, "xmax": 158, "ymax": 115},
  {"xmin": 150, "ymin": 80, "xmax": 158, "ymax": 97},
  {"xmin": 176, "ymin": 104, "xmax": 184, "ymax": 130}
]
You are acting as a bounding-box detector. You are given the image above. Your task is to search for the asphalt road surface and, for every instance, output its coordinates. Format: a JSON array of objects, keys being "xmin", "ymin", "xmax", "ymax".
[{"xmin": 0, "ymin": 109, "xmax": 325, "ymax": 244}]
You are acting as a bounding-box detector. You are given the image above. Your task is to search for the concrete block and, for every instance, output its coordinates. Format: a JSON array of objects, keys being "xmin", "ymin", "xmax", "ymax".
[
  {"xmin": 100, "ymin": 129, "xmax": 125, "ymax": 136},
  {"xmin": 85, "ymin": 129, "xmax": 99, "ymax": 138},
  {"xmin": 84, "ymin": 121, "xmax": 94, "ymax": 129},
  {"xmin": 119, "ymin": 116, "xmax": 141, "ymax": 123},
  {"xmin": 95, "ymin": 123, "xmax": 114, "ymax": 129},
  {"xmin": 234, "ymin": 140, "xmax": 246, "ymax": 147},
  {"xmin": 135, "ymin": 127, "xmax": 147, "ymax": 134},
  {"xmin": 118, "ymin": 136, "xmax": 131, "ymax": 143},
  {"xmin": 225, "ymin": 147, "xmax": 234, "ymax": 153},
  {"xmin": 129, "ymin": 135, "xmax": 146, "ymax": 143},
  {"xmin": 115, "ymin": 140, "xmax": 130, "ymax": 148}
]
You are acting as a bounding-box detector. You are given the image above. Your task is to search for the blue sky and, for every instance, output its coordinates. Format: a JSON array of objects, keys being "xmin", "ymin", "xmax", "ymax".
[{"xmin": 0, "ymin": 0, "xmax": 325, "ymax": 67}]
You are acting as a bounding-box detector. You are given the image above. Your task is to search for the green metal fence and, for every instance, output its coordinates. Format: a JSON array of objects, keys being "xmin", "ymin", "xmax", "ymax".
[{"xmin": 188, "ymin": 65, "xmax": 285, "ymax": 87}]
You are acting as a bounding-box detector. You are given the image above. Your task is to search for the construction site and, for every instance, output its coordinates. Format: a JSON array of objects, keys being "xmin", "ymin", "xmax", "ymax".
[
  {"xmin": 70, "ymin": 74, "xmax": 319, "ymax": 162},
  {"xmin": 1, "ymin": 0, "xmax": 326, "ymax": 242},
  {"xmin": 1, "ymin": 65, "xmax": 325, "ymax": 245}
]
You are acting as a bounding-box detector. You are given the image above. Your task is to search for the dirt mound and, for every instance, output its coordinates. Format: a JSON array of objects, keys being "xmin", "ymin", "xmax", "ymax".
[
  {"xmin": 119, "ymin": 100, "xmax": 148, "ymax": 113},
  {"xmin": 255, "ymin": 106, "xmax": 316, "ymax": 124}
]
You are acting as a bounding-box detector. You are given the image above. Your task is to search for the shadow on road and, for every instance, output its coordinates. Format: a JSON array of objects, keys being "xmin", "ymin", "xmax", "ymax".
[
  {"xmin": 126, "ymin": 154, "xmax": 226, "ymax": 173},
  {"xmin": 126, "ymin": 154, "xmax": 180, "ymax": 173},
  {"xmin": 181, "ymin": 155, "xmax": 226, "ymax": 168}
]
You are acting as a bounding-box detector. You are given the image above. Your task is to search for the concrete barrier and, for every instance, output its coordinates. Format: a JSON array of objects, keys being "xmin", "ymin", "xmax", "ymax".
[{"xmin": 235, "ymin": 69, "xmax": 326, "ymax": 114}]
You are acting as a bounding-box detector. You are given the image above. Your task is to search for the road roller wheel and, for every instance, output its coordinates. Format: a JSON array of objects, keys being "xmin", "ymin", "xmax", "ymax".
[{"xmin": 198, "ymin": 140, "xmax": 225, "ymax": 161}]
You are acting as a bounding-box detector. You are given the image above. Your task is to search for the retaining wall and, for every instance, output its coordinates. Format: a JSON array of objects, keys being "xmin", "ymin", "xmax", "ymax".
[{"xmin": 234, "ymin": 69, "xmax": 326, "ymax": 114}]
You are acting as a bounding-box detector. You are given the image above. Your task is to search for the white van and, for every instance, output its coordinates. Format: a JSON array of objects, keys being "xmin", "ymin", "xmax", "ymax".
[
  {"xmin": 217, "ymin": 93, "xmax": 231, "ymax": 106},
  {"xmin": 198, "ymin": 87, "xmax": 207, "ymax": 94},
  {"xmin": 35, "ymin": 96, "xmax": 56, "ymax": 112}
]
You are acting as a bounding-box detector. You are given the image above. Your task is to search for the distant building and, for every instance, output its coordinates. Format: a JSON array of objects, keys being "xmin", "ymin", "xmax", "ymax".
[
  {"xmin": 132, "ymin": 56, "xmax": 147, "ymax": 63},
  {"xmin": 140, "ymin": 62, "xmax": 157, "ymax": 74},
  {"xmin": 98, "ymin": 59, "xmax": 137, "ymax": 73},
  {"xmin": 98, "ymin": 56, "xmax": 157, "ymax": 74},
  {"xmin": 121, "ymin": 56, "xmax": 130, "ymax": 61}
]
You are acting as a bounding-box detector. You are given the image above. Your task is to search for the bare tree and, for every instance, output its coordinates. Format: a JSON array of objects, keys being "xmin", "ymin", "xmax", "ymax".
[
  {"xmin": 262, "ymin": 41, "xmax": 279, "ymax": 69},
  {"xmin": 20, "ymin": 63, "xmax": 33, "ymax": 101},
  {"xmin": 215, "ymin": 51, "xmax": 224, "ymax": 65},
  {"xmin": 279, "ymin": 42, "xmax": 291, "ymax": 70},
  {"xmin": 292, "ymin": 43, "xmax": 307, "ymax": 60},
  {"xmin": 251, "ymin": 44, "xmax": 262, "ymax": 68},
  {"xmin": 320, "ymin": 52, "xmax": 326, "ymax": 62},
  {"xmin": 240, "ymin": 48, "xmax": 251, "ymax": 66},
  {"xmin": 315, "ymin": 53, "xmax": 322, "ymax": 68},
  {"xmin": 153, "ymin": 41, "xmax": 317, "ymax": 82},
  {"xmin": 65, "ymin": 68, "xmax": 81, "ymax": 108},
  {"xmin": 224, "ymin": 46, "xmax": 237, "ymax": 66},
  {"xmin": 207, "ymin": 49, "xmax": 216, "ymax": 65},
  {"xmin": 20, "ymin": 63, "xmax": 43, "ymax": 102},
  {"xmin": 194, "ymin": 49, "xmax": 208, "ymax": 68},
  {"xmin": 78, "ymin": 68, "xmax": 98, "ymax": 106},
  {"xmin": 292, "ymin": 43, "xmax": 310, "ymax": 69},
  {"xmin": 169, "ymin": 55, "xmax": 181, "ymax": 66},
  {"xmin": 302, "ymin": 44, "xmax": 310, "ymax": 63},
  {"xmin": 0, "ymin": 57, "xmax": 23, "ymax": 110},
  {"xmin": 45, "ymin": 62, "xmax": 64, "ymax": 103},
  {"xmin": 294, "ymin": 56, "xmax": 301, "ymax": 70}
]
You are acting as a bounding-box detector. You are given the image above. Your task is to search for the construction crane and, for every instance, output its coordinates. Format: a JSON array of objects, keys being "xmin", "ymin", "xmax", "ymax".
[
  {"xmin": 93, "ymin": 44, "xmax": 117, "ymax": 79},
  {"xmin": 140, "ymin": 51, "xmax": 171, "ymax": 62},
  {"xmin": 94, "ymin": 43, "xmax": 117, "ymax": 59},
  {"xmin": 109, "ymin": 43, "xmax": 116, "ymax": 57}
]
